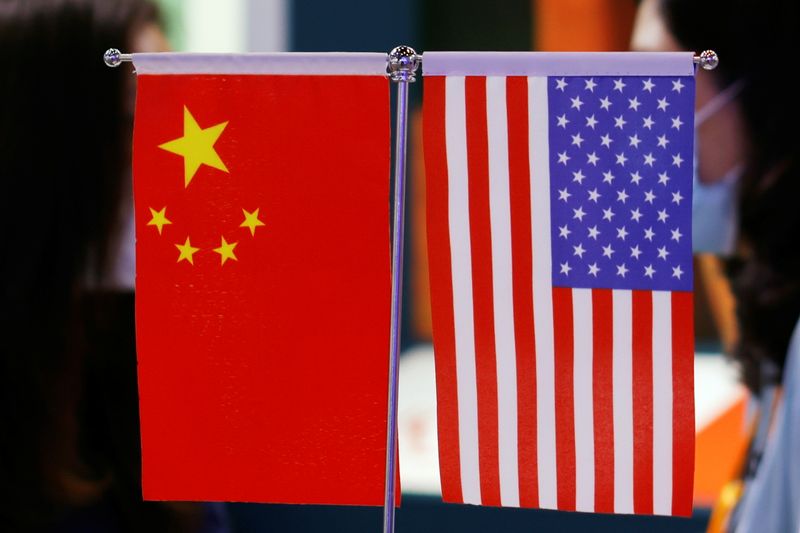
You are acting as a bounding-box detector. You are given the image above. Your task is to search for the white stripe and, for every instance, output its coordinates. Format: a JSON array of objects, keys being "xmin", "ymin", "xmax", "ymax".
[
  {"xmin": 445, "ymin": 76, "xmax": 482, "ymax": 504},
  {"xmin": 528, "ymin": 76, "xmax": 557, "ymax": 509},
  {"xmin": 652, "ymin": 292, "xmax": 673, "ymax": 515},
  {"xmin": 486, "ymin": 76, "xmax": 520, "ymax": 507},
  {"xmin": 612, "ymin": 290, "xmax": 634, "ymax": 513},
  {"xmin": 422, "ymin": 52, "xmax": 696, "ymax": 77},
  {"xmin": 131, "ymin": 52, "xmax": 388, "ymax": 75},
  {"xmin": 572, "ymin": 288, "xmax": 595, "ymax": 512}
]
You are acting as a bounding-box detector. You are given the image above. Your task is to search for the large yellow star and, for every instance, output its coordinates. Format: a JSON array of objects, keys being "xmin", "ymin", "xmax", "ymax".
[
  {"xmin": 213, "ymin": 236, "xmax": 238, "ymax": 265},
  {"xmin": 240, "ymin": 208, "xmax": 265, "ymax": 236},
  {"xmin": 146, "ymin": 206, "xmax": 172, "ymax": 234},
  {"xmin": 159, "ymin": 106, "xmax": 229, "ymax": 187},
  {"xmin": 175, "ymin": 237, "xmax": 200, "ymax": 264}
]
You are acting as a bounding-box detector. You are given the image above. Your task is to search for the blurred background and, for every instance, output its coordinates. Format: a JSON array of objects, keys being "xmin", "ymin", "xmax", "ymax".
[{"xmin": 139, "ymin": 1, "xmax": 744, "ymax": 531}]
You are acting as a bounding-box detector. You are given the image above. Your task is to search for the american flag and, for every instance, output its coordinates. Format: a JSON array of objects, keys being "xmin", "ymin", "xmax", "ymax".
[{"xmin": 423, "ymin": 53, "xmax": 696, "ymax": 516}]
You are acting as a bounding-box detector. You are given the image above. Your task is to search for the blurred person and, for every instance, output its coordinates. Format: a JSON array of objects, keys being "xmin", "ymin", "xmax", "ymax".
[
  {"xmin": 632, "ymin": 0, "xmax": 800, "ymax": 531},
  {"xmin": 0, "ymin": 0, "xmax": 227, "ymax": 531}
]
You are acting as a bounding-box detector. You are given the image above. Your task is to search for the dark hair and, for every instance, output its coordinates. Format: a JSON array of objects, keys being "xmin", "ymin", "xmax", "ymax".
[
  {"xmin": 659, "ymin": 0, "xmax": 800, "ymax": 391},
  {"xmin": 0, "ymin": 0, "xmax": 201, "ymax": 529}
]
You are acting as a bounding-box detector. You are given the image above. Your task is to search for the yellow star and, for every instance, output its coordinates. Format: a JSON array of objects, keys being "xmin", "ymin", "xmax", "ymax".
[
  {"xmin": 158, "ymin": 106, "xmax": 229, "ymax": 187},
  {"xmin": 146, "ymin": 206, "xmax": 172, "ymax": 234},
  {"xmin": 213, "ymin": 236, "xmax": 238, "ymax": 265},
  {"xmin": 175, "ymin": 237, "xmax": 200, "ymax": 265},
  {"xmin": 240, "ymin": 208, "xmax": 265, "ymax": 236}
]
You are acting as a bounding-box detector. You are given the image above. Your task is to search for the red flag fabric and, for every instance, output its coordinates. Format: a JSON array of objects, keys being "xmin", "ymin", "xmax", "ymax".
[
  {"xmin": 132, "ymin": 54, "xmax": 392, "ymax": 505},
  {"xmin": 423, "ymin": 53, "xmax": 696, "ymax": 516}
]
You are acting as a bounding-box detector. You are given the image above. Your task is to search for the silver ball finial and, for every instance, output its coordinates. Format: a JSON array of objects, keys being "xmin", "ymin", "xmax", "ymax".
[
  {"xmin": 104, "ymin": 48, "xmax": 122, "ymax": 68},
  {"xmin": 698, "ymin": 50, "xmax": 719, "ymax": 70},
  {"xmin": 388, "ymin": 45, "xmax": 420, "ymax": 82}
]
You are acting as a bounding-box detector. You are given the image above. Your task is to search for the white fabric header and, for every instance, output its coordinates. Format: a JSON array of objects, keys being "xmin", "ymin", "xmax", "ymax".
[
  {"xmin": 422, "ymin": 52, "xmax": 696, "ymax": 77},
  {"xmin": 132, "ymin": 52, "xmax": 389, "ymax": 76}
]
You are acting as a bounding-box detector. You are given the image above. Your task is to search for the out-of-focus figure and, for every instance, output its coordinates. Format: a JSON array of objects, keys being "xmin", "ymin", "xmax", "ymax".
[
  {"xmin": 632, "ymin": 0, "xmax": 800, "ymax": 531},
  {"xmin": 0, "ymin": 1, "xmax": 226, "ymax": 531}
]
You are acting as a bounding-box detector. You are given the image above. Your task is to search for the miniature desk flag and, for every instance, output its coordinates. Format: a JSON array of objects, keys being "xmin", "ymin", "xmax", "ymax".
[
  {"xmin": 423, "ymin": 52, "xmax": 696, "ymax": 515},
  {"xmin": 132, "ymin": 53, "xmax": 392, "ymax": 505}
]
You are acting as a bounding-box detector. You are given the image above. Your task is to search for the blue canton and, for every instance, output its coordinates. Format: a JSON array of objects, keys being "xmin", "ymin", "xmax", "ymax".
[{"xmin": 548, "ymin": 76, "xmax": 694, "ymax": 291}]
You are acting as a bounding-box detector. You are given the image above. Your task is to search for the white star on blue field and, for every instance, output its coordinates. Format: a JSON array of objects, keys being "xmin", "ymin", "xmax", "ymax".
[{"xmin": 548, "ymin": 75, "xmax": 695, "ymax": 292}]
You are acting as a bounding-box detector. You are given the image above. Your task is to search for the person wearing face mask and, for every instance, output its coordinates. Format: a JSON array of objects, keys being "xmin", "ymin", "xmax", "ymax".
[
  {"xmin": 632, "ymin": 0, "xmax": 800, "ymax": 531},
  {"xmin": 692, "ymin": 79, "xmax": 745, "ymax": 256},
  {"xmin": 0, "ymin": 1, "xmax": 229, "ymax": 531}
]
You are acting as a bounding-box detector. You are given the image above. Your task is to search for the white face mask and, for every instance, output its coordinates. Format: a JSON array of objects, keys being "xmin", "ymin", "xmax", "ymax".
[
  {"xmin": 105, "ymin": 203, "xmax": 136, "ymax": 290},
  {"xmin": 691, "ymin": 163, "xmax": 742, "ymax": 255},
  {"xmin": 692, "ymin": 80, "xmax": 745, "ymax": 255}
]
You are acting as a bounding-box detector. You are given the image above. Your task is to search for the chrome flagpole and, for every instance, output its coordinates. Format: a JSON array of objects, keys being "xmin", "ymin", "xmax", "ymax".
[{"xmin": 383, "ymin": 45, "xmax": 419, "ymax": 533}]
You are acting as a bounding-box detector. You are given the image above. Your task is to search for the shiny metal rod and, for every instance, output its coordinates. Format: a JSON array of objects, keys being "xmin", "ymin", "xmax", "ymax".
[
  {"xmin": 382, "ymin": 45, "xmax": 419, "ymax": 533},
  {"xmin": 107, "ymin": 47, "xmax": 717, "ymax": 72},
  {"xmin": 694, "ymin": 49, "xmax": 719, "ymax": 70},
  {"xmin": 104, "ymin": 48, "xmax": 132, "ymax": 67}
]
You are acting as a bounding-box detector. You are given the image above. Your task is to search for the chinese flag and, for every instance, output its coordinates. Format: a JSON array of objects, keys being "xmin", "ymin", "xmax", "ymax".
[{"xmin": 132, "ymin": 55, "xmax": 391, "ymax": 505}]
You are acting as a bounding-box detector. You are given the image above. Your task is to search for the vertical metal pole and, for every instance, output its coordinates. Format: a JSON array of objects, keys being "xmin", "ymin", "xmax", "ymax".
[{"xmin": 383, "ymin": 45, "xmax": 419, "ymax": 533}]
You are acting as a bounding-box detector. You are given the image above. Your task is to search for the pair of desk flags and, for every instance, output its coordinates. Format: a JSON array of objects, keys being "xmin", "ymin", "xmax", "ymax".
[{"xmin": 133, "ymin": 51, "xmax": 695, "ymax": 516}]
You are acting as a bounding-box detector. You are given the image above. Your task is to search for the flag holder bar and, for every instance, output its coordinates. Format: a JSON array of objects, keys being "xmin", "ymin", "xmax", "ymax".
[
  {"xmin": 104, "ymin": 48, "xmax": 719, "ymax": 71},
  {"xmin": 383, "ymin": 45, "xmax": 419, "ymax": 533}
]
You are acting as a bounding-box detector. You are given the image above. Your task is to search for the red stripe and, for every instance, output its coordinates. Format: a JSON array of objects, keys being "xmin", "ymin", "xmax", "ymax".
[
  {"xmin": 464, "ymin": 76, "xmax": 501, "ymax": 506},
  {"xmin": 632, "ymin": 291, "xmax": 654, "ymax": 514},
  {"xmin": 671, "ymin": 291, "xmax": 695, "ymax": 516},
  {"xmin": 552, "ymin": 287, "xmax": 576, "ymax": 511},
  {"xmin": 591, "ymin": 289, "xmax": 614, "ymax": 513},
  {"xmin": 506, "ymin": 76, "xmax": 538, "ymax": 508},
  {"xmin": 422, "ymin": 76, "xmax": 463, "ymax": 503}
]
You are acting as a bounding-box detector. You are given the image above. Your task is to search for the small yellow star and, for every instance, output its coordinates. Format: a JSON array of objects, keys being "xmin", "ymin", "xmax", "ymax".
[
  {"xmin": 240, "ymin": 208, "xmax": 265, "ymax": 236},
  {"xmin": 146, "ymin": 206, "xmax": 172, "ymax": 235},
  {"xmin": 175, "ymin": 237, "xmax": 200, "ymax": 264},
  {"xmin": 213, "ymin": 236, "xmax": 238, "ymax": 265},
  {"xmin": 158, "ymin": 106, "xmax": 229, "ymax": 187}
]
